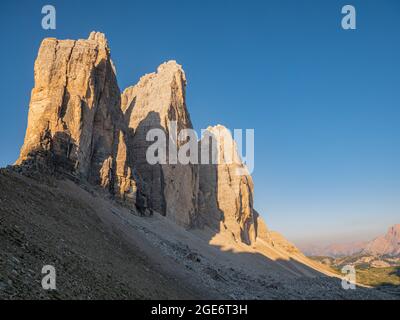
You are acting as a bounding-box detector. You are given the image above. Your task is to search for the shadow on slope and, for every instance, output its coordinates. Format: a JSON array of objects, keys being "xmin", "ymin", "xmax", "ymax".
[
  {"xmin": 0, "ymin": 169, "xmax": 199, "ymax": 299},
  {"xmin": 0, "ymin": 168, "xmax": 397, "ymax": 299},
  {"xmin": 4, "ymin": 107, "xmax": 398, "ymax": 299}
]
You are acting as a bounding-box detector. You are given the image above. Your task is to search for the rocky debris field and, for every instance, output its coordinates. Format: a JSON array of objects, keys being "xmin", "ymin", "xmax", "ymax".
[
  {"xmin": 0, "ymin": 169, "xmax": 199, "ymax": 299},
  {"xmin": 1, "ymin": 169, "xmax": 397, "ymax": 300}
]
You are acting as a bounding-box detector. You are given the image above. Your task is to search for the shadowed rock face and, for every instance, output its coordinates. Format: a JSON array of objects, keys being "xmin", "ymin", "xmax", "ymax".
[
  {"xmin": 198, "ymin": 125, "xmax": 259, "ymax": 245},
  {"xmin": 121, "ymin": 61, "xmax": 199, "ymax": 227}
]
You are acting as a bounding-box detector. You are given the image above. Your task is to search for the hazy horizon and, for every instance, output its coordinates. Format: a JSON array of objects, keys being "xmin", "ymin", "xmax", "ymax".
[
  {"xmin": 292, "ymin": 224, "xmax": 395, "ymax": 248},
  {"xmin": 1, "ymin": 0, "xmax": 399, "ymax": 245}
]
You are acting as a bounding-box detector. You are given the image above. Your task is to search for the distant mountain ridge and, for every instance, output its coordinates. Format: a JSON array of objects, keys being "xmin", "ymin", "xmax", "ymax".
[
  {"xmin": 365, "ymin": 224, "xmax": 400, "ymax": 256},
  {"xmin": 302, "ymin": 224, "xmax": 400, "ymax": 258}
]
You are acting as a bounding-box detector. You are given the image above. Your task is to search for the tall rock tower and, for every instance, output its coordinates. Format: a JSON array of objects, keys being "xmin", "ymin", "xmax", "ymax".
[
  {"xmin": 16, "ymin": 32, "xmax": 136, "ymax": 201},
  {"xmin": 121, "ymin": 61, "xmax": 199, "ymax": 227},
  {"xmin": 198, "ymin": 125, "xmax": 258, "ymax": 245}
]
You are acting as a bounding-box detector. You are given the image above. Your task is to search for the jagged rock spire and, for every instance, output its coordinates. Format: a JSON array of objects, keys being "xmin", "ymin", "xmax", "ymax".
[
  {"xmin": 198, "ymin": 125, "xmax": 258, "ymax": 245},
  {"xmin": 121, "ymin": 60, "xmax": 198, "ymax": 226},
  {"xmin": 88, "ymin": 31, "xmax": 108, "ymax": 47},
  {"xmin": 16, "ymin": 32, "xmax": 135, "ymax": 202}
]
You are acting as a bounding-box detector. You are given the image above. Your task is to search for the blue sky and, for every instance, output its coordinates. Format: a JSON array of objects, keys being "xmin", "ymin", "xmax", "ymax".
[{"xmin": 0, "ymin": 0, "xmax": 399, "ymax": 245}]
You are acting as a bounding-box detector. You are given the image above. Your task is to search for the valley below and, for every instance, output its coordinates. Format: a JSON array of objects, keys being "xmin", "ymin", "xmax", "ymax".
[{"xmin": 309, "ymin": 254, "xmax": 399, "ymax": 291}]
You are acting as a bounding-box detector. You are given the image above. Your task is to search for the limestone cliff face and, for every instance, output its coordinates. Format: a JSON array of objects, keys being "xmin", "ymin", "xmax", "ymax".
[
  {"xmin": 16, "ymin": 32, "xmax": 136, "ymax": 202},
  {"xmin": 121, "ymin": 61, "xmax": 198, "ymax": 227},
  {"xmin": 16, "ymin": 32, "xmax": 275, "ymax": 247},
  {"xmin": 198, "ymin": 125, "xmax": 260, "ymax": 245}
]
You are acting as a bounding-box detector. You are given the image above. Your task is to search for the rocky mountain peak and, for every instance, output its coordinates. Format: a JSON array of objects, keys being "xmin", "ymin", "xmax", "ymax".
[
  {"xmin": 120, "ymin": 60, "xmax": 196, "ymax": 225},
  {"xmin": 87, "ymin": 31, "xmax": 109, "ymax": 48},
  {"xmin": 198, "ymin": 125, "xmax": 257, "ymax": 244},
  {"xmin": 205, "ymin": 125, "xmax": 245, "ymax": 167},
  {"xmin": 156, "ymin": 60, "xmax": 185, "ymax": 79},
  {"xmin": 15, "ymin": 32, "xmax": 135, "ymax": 203},
  {"xmin": 364, "ymin": 224, "xmax": 400, "ymax": 256},
  {"xmin": 121, "ymin": 60, "xmax": 190, "ymax": 129},
  {"xmin": 389, "ymin": 224, "xmax": 400, "ymax": 236}
]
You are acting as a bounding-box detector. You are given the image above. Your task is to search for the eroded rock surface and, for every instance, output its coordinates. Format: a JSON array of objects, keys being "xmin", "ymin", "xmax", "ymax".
[
  {"xmin": 121, "ymin": 61, "xmax": 198, "ymax": 227},
  {"xmin": 16, "ymin": 32, "xmax": 136, "ymax": 203},
  {"xmin": 198, "ymin": 125, "xmax": 258, "ymax": 245},
  {"xmin": 16, "ymin": 32, "xmax": 290, "ymax": 249}
]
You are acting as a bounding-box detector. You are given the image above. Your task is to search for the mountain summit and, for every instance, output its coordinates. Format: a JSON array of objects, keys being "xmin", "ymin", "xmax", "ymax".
[
  {"xmin": 302, "ymin": 224, "xmax": 400, "ymax": 258},
  {"xmin": 365, "ymin": 224, "xmax": 400, "ymax": 256}
]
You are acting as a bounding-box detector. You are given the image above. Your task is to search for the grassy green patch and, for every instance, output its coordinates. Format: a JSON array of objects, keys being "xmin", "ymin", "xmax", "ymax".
[{"xmin": 355, "ymin": 267, "xmax": 400, "ymax": 287}]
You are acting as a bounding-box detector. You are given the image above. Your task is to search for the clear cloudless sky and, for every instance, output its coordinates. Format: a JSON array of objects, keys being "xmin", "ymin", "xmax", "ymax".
[{"xmin": 0, "ymin": 0, "xmax": 399, "ymax": 246}]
